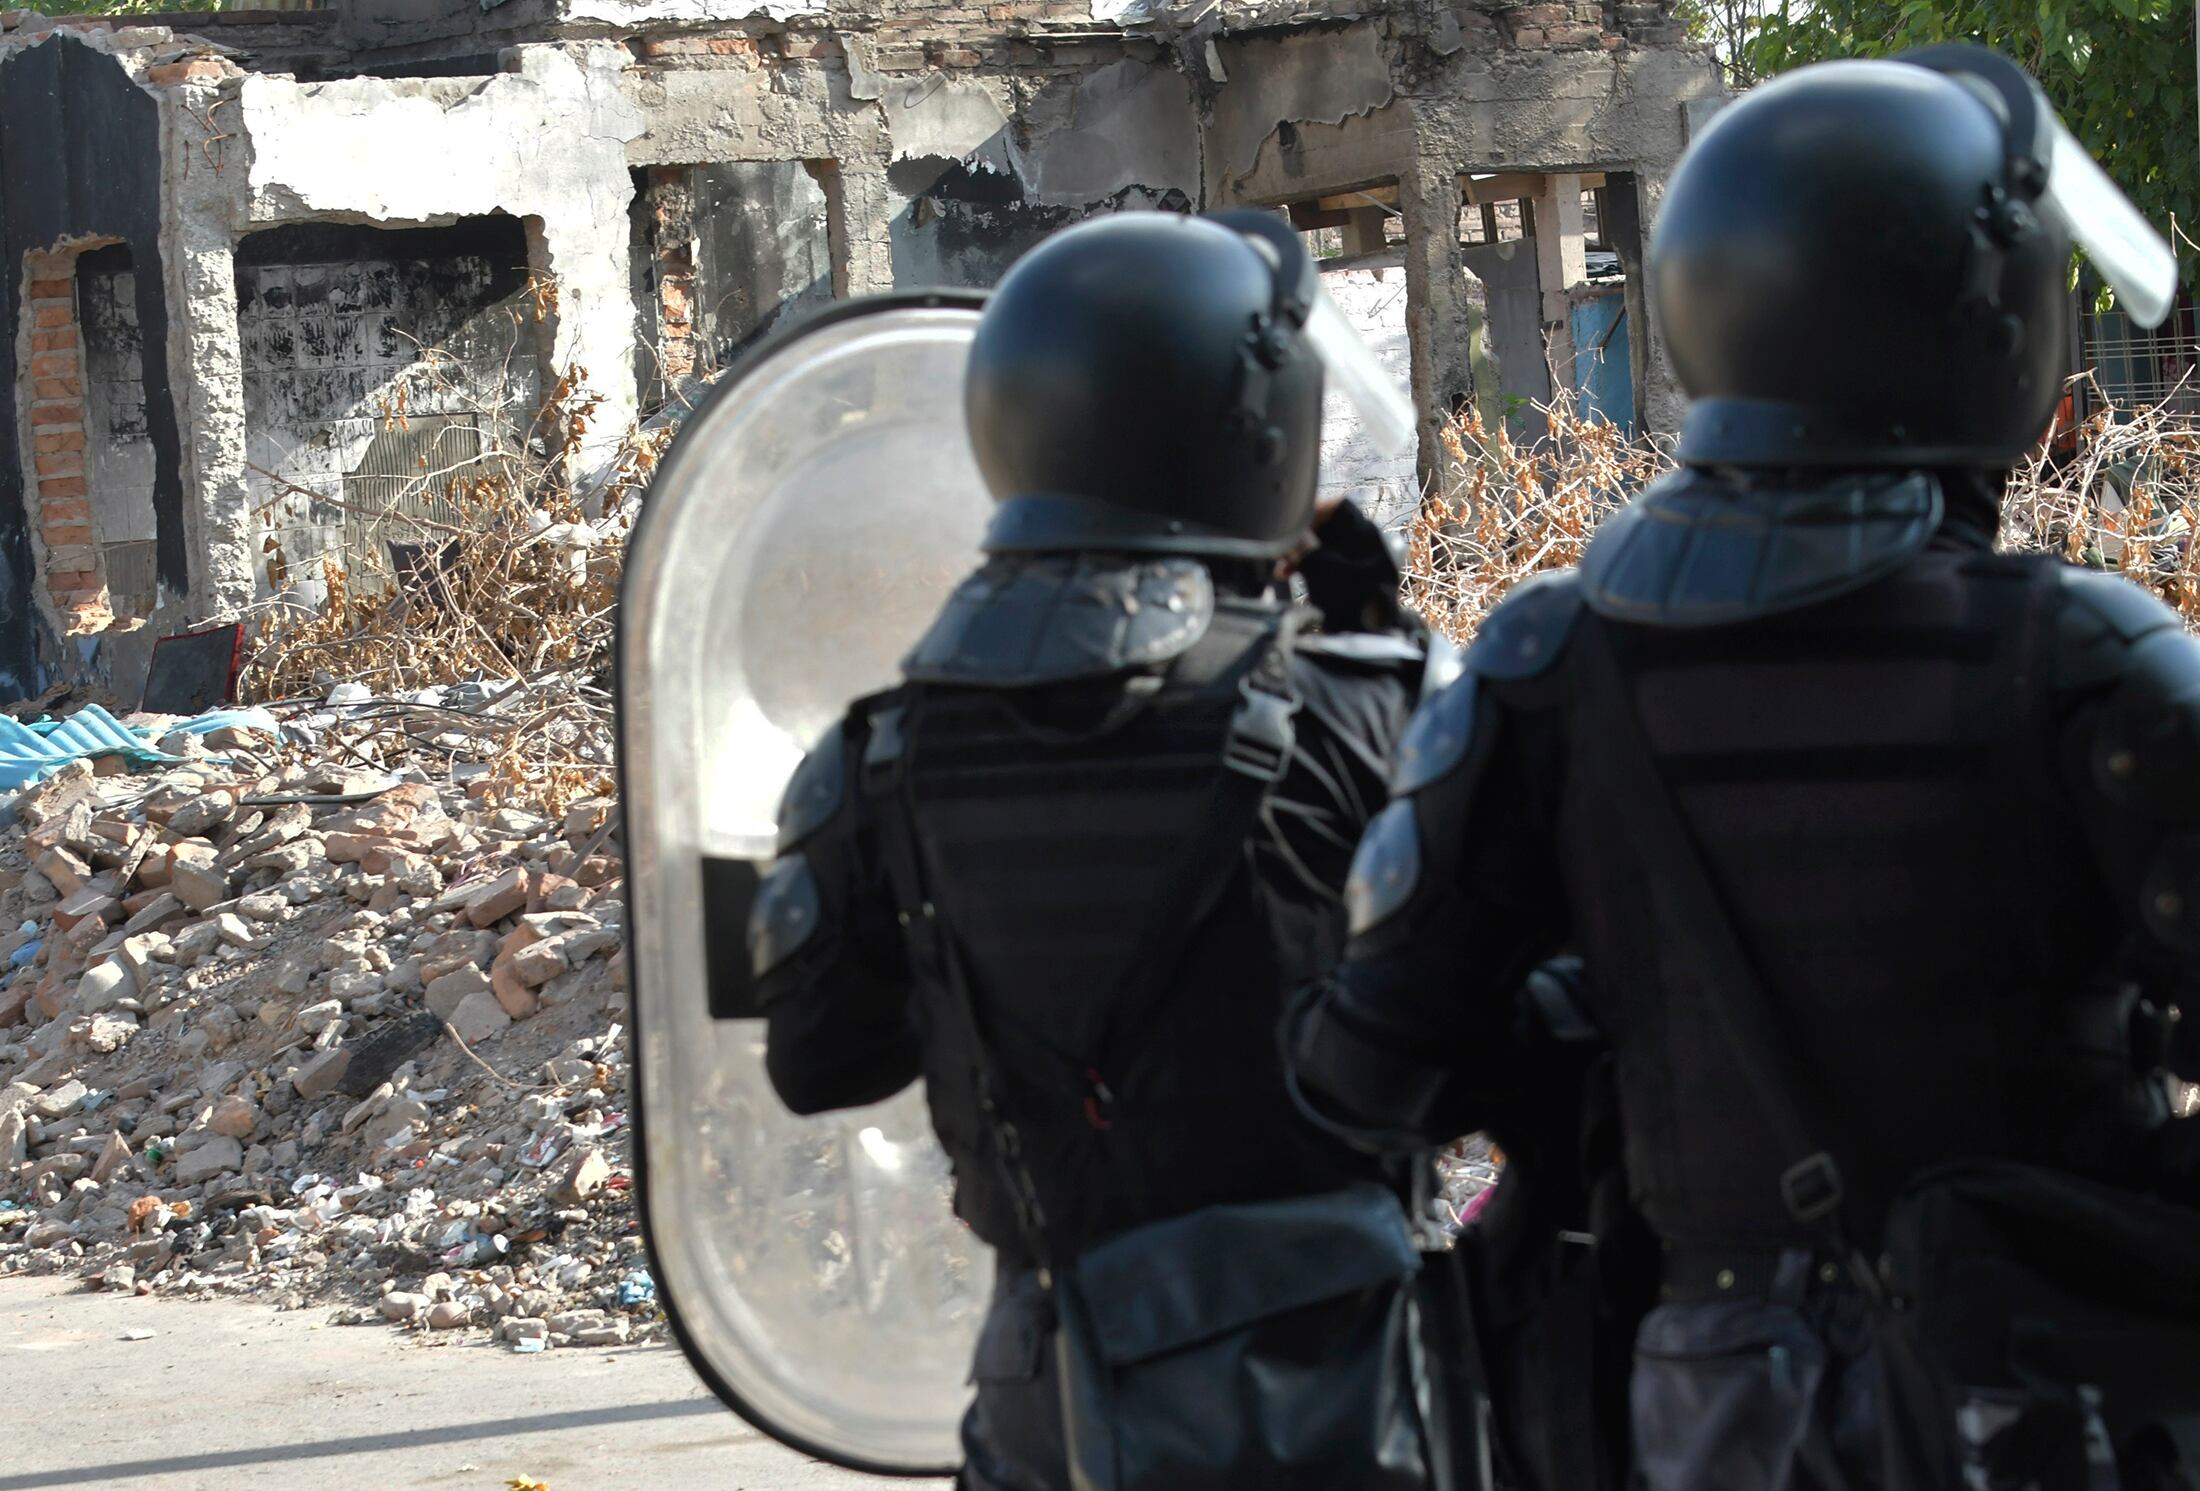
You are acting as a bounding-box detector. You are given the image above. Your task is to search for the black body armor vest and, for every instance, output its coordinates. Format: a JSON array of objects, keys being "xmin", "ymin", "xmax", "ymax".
[
  {"xmin": 1564, "ymin": 549, "xmax": 2158, "ymax": 1246},
  {"xmin": 880, "ymin": 600, "xmax": 1387, "ymax": 1265}
]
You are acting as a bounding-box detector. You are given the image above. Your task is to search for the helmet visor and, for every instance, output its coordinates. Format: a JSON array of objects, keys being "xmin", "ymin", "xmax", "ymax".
[
  {"xmin": 1210, "ymin": 208, "xmax": 1419, "ymax": 458},
  {"xmin": 2039, "ymin": 114, "xmax": 2178, "ymax": 329},
  {"xmin": 1904, "ymin": 42, "xmax": 2178, "ymax": 330},
  {"xmin": 1305, "ymin": 284, "xmax": 1418, "ymax": 456}
]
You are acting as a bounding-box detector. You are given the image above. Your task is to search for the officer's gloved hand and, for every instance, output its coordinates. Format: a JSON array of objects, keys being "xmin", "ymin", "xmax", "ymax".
[{"xmin": 1289, "ymin": 499, "xmax": 1407, "ymax": 635}]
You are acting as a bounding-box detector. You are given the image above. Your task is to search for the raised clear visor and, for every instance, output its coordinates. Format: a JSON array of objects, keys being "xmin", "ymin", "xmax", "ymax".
[
  {"xmin": 2040, "ymin": 117, "xmax": 2178, "ymax": 330},
  {"xmin": 618, "ymin": 298, "xmax": 995, "ymax": 1475}
]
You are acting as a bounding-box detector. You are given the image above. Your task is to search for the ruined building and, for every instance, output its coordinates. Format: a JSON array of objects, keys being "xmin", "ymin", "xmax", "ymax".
[{"xmin": 0, "ymin": 0, "xmax": 1720, "ymax": 702}]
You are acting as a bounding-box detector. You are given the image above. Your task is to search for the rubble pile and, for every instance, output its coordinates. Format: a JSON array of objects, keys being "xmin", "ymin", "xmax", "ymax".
[{"xmin": 0, "ymin": 700, "xmax": 659, "ymax": 1350}]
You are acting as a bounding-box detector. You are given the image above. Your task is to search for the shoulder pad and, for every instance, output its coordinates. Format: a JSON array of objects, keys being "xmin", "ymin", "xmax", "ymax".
[
  {"xmin": 748, "ymin": 852, "xmax": 822, "ymax": 981},
  {"xmin": 2056, "ymin": 566, "xmax": 2186, "ymax": 693},
  {"xmin": 903, "ymin": 556, "xmax": 1214, "ymax": 687},
  {"xmin": 776, "ymin": 724, "xmax": 847, "ymax": 855},
  {"xmin": 1385, "ymin": 576, "xmax": 1576, "ymax": 797},
  {"xmin": 2093, "ymin": 622, "xmax": 2200, "ymax": 816},
  {"xmin": 1391, "ymin": 672, "xmax": 1477, "ymax": 796},
  {"xmin": 1345, "ymin": 799, "xmax": 1421, "ymax": 939},
  {"xmin": 1468, "ymin": 571, "xmax": 1584, "ymax": 680},
  {"xmin": 1579, "ymin": 467, "xmax": 1939, "ymax": 627}
]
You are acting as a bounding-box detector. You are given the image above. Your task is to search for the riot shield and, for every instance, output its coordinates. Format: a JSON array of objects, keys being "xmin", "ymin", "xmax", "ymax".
[{"xmin": 618, "ymin": 293, "xmax": 993, "ymax": 1475}]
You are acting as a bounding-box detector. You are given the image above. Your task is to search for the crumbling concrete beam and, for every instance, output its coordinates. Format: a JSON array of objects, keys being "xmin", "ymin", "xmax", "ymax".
[{"xmin": 236, "ymin": 44, "xmax": 647, "ymax": 472}]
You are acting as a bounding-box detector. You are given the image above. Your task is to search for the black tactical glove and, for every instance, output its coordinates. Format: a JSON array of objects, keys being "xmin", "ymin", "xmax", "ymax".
[{"xmin": 1296, "ymin": 499, "xmax": 1408, "ymax": 635}]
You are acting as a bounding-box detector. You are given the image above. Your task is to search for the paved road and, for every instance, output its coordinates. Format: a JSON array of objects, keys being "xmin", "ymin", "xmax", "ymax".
[{"xmin": 0, "ymin": 1274, "xmax": 946, "ymax": 1491}]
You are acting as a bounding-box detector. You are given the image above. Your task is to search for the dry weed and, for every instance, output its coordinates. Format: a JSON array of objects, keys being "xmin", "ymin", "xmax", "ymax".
[
  {"xmin": 2000, "ymin": 376, "xmax": 2200, "ymax": 622},
  {"xmin": 235, "ymin": 342, "xmax": 671, "ymax": 815},
  {"xmin": 1407, "ymin": 377, "xmax": 2200, "ymax": 642},
  {"xmin": 1404, "ymin": 388, "xmax": 1674, "ymax": 643}
]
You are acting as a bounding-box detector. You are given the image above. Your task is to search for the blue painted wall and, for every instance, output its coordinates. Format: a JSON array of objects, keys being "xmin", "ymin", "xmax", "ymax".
[{"xmin": 1569, "ymin": 287, "xmax": 1633, "ymax": 435}]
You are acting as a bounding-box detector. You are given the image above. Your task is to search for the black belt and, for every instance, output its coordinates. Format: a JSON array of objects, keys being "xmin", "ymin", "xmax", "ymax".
[{"xmin": 1659, "ymin": 1245, "xmax": 1852, "ymax": 1305}]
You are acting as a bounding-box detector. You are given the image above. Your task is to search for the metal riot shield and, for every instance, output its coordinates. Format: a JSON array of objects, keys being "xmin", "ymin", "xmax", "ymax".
[{"xmin": 618, "ymin": 293, "xmax": 993, "ymax": 1475}]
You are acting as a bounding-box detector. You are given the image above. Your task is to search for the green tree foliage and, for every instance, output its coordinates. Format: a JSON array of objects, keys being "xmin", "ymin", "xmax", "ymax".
[{"xmin": 1742, "ymin": 0, "xmax": 2196, "ymax": 275}]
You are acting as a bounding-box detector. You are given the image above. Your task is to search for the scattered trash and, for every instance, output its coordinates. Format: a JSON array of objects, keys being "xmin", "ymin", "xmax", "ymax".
[{"xmin": 119, "ymin": 1328, "xmax": 156, "ymax": 1342}]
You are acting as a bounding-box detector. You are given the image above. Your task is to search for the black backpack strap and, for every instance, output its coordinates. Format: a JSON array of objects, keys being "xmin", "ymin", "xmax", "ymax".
[
  {"xmin": 862, "ymin": 608, "xmax": 1309, "ymax": 1268},
  {"xmin": 1079, "ymin": 606, "xmax": 1311, "ymax": 1121},
  {"xmin": 1573, "ymin": 616, "xmax": 1884, "ymax": 1291},
  {"xmin": 864, "ymin": 695, "xmax": 1060, "ymax": 1275}
]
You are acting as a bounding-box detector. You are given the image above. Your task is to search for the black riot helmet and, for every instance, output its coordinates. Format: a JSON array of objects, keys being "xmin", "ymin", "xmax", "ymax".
[
  {"xmin": 965, "ymin": 211, "xmax": 1328, "ymax": 559},
  {"xmin": 1654, "ymin": 46, "xmax": 2172, "ymax": 471}
]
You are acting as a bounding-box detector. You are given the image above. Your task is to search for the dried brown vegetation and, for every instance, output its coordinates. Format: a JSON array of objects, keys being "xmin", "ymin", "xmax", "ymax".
[
  {"xmin": 1404, "ymin": 387, "xmax": 1673, "ymax": 643},
  {"xmin": 1406, "ymin": 378, "xmax": 2200, "ymax": 642},
  {"xmin": 235, "ymin": 357, "xmax": 669, "ymax": 815},
  {"xmin": 2000, "ymin": 379, "xmax": 2200, "ymax": 622}
]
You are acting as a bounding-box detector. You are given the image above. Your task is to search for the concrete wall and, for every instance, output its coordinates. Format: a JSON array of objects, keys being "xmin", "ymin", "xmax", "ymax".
[
  {"xmin": 634, "ymin": 160, "xmax": 831, "ymax": 407},
  {"xmin": 235, "ymin": 46, "xmax": 645, "ymax": 460},
  {"xmin": 0, "ymin": 1, "xmax": 1717, "ymax": 707},
  {"xmin": 1461, "ymin": 238, "xmax": 1547, "ymax": 435}
]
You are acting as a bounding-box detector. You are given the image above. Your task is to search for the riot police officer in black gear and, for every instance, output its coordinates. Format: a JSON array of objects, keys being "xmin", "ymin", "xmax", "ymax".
[
  {"xmin": 1292, "ymin": 48, "xmax": 2200, "ymax": 1491},
  {"xmin": 750, "ymin": 212, "xmax": 1438, "ymax": 1491}
]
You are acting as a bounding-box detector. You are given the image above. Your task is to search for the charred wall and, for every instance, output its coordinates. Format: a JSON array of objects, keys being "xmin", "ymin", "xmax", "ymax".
[
  {"xmin": 235, "ymin": 217, "xmax": 541, "ymax": 606},
  {"xmin": 0, "ymin": 34, "xmax": 182, "ymax": 699},
  {"xmin": 633, "ymin": 161, "xmax": 833, "ymax": 410}
]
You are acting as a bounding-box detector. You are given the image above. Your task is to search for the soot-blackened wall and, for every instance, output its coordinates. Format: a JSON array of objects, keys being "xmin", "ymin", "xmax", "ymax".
[
  {"xmin": 79, "ymin": 244, "xmax": 159, "ymax": 620},
  {"xmin": 0, "ymin": 36, "xmax": 184, "ymax": 699},
  {"xmin": 633, "ymin": 163, "xmax": 832, "ymax": 412},
  {"xmin": 235, "ymin": 217, "xmax": 540, "ymax": 606}
]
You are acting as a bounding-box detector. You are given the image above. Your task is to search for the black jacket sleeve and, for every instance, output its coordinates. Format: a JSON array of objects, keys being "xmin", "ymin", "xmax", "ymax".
[
  {"xmin": 1289, "ymin": 581, "xmax": 1577, "ymax": 1143},
  {"xmin": 749, "ymin": 706, "xmax": 924, "ymax": 1115},
  {"xmin": 2049, "ymin": 566, "xmax": 2200, "ymax": 1078}
]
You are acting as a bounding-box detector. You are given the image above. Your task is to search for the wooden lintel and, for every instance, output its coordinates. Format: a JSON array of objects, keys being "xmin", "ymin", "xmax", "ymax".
[
  {"xmin": 1457, "ymin": 170, "xmax": 1606, "ymax": 204},
  {"xmin": 1288, "ymin": 202, "xmax": 1354, "ymax": 231},
  {"xmin": 1312, "ymin": 184, "xmax": 1400, "ymax": 212}
]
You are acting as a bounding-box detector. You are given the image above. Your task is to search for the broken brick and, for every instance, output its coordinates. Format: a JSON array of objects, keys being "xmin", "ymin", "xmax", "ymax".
[{"xmin": 145, "ymin": 56, "xmax": 229, "ymax": 85}]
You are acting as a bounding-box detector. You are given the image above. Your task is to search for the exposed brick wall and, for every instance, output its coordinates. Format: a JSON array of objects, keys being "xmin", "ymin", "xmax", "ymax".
[
  {"xmin": 640, "ymin": 167, "xmax": 702, "ymax": 390},
  {"xmin": 19, "ymin": 248, "xmax": 114, "ymax": 638}
]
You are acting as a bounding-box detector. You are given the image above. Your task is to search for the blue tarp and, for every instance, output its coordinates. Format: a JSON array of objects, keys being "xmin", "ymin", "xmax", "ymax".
[{"xmin": 0, "ymin": 703, "xmax": 281, "ymax": 793}]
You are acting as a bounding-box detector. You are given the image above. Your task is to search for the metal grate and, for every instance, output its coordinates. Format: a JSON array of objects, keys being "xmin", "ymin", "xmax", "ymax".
[
  {"xmin": 2084, "ymin": 297, "xmax": 2200, "ymax": 417},
  {"xmin": 102, "ymin": 540, "xmax": 156, "ymax": 620},
  {"xmin": 341, "ymin": 415, "xmax": 488, "ymax": 583}
]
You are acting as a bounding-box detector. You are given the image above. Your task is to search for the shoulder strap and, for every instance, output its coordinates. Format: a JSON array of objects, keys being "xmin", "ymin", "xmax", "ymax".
[
  {"xmin": 866, "ymin": 698, "xmax": 1060, "ymax": 1274},
  {"xmin": 863, "ymin": 607, "xmax": 1309, "ymax": 1268},
  {"xmin": 1573, "ymin": 617, "xmax": 1880, "ymax": 1282},
  {"xmin": 1082, "ymin": 605, "xmax": 1311, "ymax": 1107}
]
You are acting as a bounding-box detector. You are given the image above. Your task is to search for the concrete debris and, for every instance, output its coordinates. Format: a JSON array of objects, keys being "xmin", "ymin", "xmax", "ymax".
[{"xmin": 0, "ymin": 706, "xmax": 647, "ymax": 1349}]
